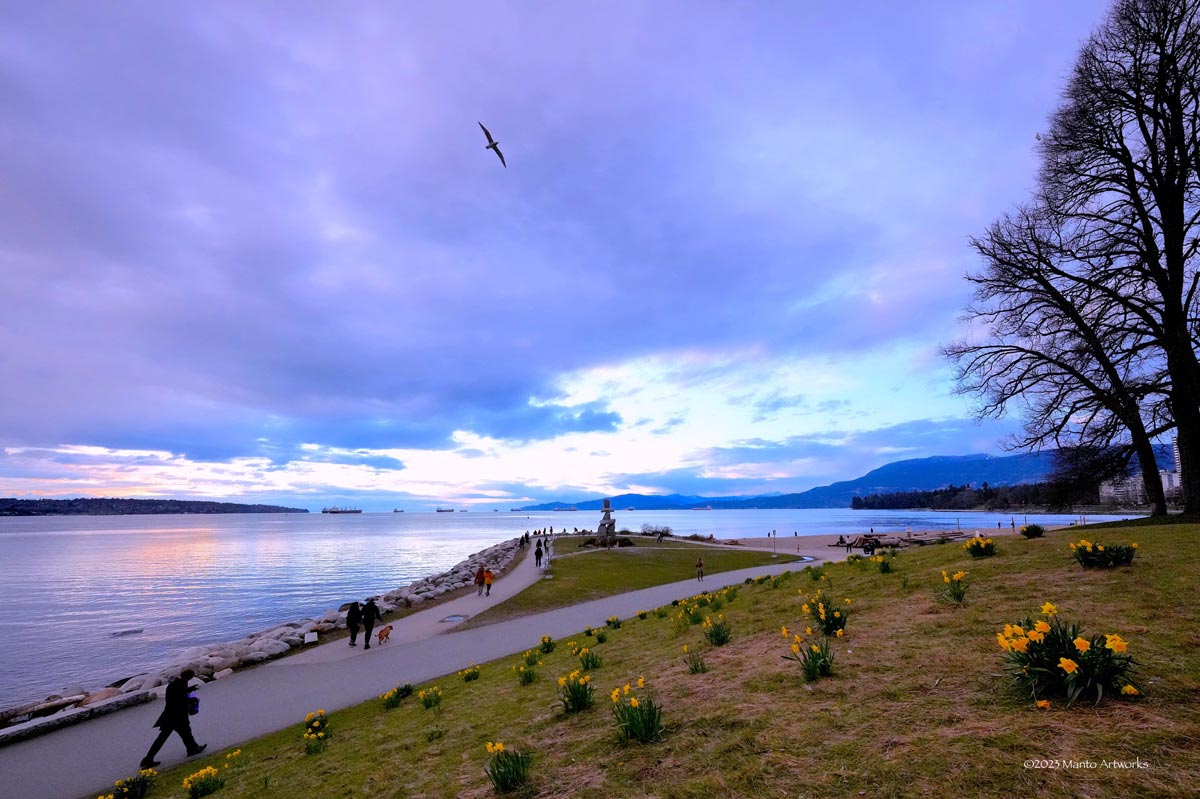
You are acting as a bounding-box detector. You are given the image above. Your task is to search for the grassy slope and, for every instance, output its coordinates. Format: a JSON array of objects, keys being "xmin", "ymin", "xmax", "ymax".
[
  {"xmin": 458, "ymin": 536, "xmax": 798, "ymax": 629},
  {"xmin": 142, "ymin": 524, "xmax": 1198, "ymax": 799}
]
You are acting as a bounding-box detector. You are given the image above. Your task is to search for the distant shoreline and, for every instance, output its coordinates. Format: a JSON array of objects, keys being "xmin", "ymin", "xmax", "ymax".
[{"xmin": 0, "ymin": 498, "xmax": 308, "ymax": 516}]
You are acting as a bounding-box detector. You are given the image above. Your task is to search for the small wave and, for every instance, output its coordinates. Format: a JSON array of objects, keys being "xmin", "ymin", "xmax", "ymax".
[{"xmin": 109, "ymin": 628, "xmax": 144, "ymax": 638}]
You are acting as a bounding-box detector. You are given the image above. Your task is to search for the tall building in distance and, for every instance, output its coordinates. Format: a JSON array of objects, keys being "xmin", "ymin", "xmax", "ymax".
[{"xmin": 1175, "ymin": 436, "xmax": 1182, "ymax": 475}]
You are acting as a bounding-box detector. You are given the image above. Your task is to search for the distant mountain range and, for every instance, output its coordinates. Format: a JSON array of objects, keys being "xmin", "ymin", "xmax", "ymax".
[
  {"xmin": 519, "ymin": 449, "xmax": 1171, "ymax": 511},
  {"xmin": 0, "ymin": 498, "xmax": 309, "ymax": 516}
]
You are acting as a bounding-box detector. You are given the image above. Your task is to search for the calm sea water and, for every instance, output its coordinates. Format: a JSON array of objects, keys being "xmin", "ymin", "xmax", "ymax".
[{"xmin": 0, "ymin": 508, "xmax": 1135, "ymax": 708}]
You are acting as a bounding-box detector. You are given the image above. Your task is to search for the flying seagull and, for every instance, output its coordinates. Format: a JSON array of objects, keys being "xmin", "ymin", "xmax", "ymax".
[{"xmin": 478, "ymin": 121, "xmax": 506, "ymax": 168}]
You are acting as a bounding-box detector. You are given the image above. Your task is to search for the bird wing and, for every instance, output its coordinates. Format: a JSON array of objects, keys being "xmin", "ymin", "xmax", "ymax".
[
  {"xmin": 493, "ymin": 145, "xmax": 507, "ymax": 168},
  {"xmin": 478, "ymin": 121, "xmax": 496, "ymax": 145}
]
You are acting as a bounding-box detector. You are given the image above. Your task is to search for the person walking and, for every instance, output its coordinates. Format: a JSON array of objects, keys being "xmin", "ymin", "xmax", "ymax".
[
  {"xmin": 695, "ymin": 556, "xmax": 704, "ymax": 581},
  {"xmin": 474, "ymin": 565, "xmax": 486, "ymax": 596},
  {"xmin": 140, "ymin": 669, "xmax": 206, "ymax": 768},
  {"xmin": 535, "ymin": 541, "xmax": 543, "ymax": 568},
  {"xmin": 361, "ymin": 598, "xmax": 382, "ymax": 650},
  {"xmin": 345, "ymin": 601, "xmax": 362, "ymax": 647},
  {"xmin": 484, "ymin": 567, "xmax": 495, "ymax": 596}
]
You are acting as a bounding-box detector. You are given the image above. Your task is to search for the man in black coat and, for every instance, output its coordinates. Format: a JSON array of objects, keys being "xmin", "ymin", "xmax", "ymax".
[
  {"xmin": 140, "ymin": 668, "xmax": 206, "ymax": 768},
  {"xmin": 346, "ymin": 601, "xmax": 362, "ymax": 647},
  {"xmin": 361, "ymin": 598, "xmax": 382, "ymax": 650}
]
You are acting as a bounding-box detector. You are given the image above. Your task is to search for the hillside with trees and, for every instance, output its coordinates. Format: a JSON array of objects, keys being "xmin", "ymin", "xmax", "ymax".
[{"xmin": 0, "ymin": 498, "xmax": 308, "ymax": 516}]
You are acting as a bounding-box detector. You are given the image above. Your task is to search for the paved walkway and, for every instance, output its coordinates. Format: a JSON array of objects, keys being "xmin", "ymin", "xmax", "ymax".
[{"xmin": 0, "ymin": 538, "xmax": 814, "ymax": 799}]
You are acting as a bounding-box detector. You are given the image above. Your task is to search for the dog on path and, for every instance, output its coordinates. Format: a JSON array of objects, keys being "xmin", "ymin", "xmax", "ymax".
[{"xmin": 376, "ymin": 625, "xmax": 393, "ymax": 645}]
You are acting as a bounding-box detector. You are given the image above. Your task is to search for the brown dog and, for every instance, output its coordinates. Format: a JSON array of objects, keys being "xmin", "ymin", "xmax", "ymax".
[{"xmin": 376, "ymin": 625, "xmax": 393, "ymax": 645}]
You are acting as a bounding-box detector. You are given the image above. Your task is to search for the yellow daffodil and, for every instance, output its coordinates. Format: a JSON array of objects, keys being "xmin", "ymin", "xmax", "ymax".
[
  {"xmin": 997, "ymin": 633, "xmax": 1012, "ymax": 651},
  {"xmin": 637, "ymin": 676, "xmax": 645, "ymax": 688},
  {"xmin": 1058, "ymin": 657, "xmax": 1079, "ymax": 674},
  {"xmin": 682, "ymin": 644, "xmax": 689, "ymax": 653},
  {"xmin": 791, "ymin": 643, "xmax": 800, "ymax": 654},
  {"xmin": 805, "ymin": 626, "xmax": 813, "ymax": 636},
  {"xmin": 1131, "ymin": 543, "xmax": 1138, "ymax": 549},
  {"xmin": 1010, "ymin": 637, "xmax": 1029, "ymax": 653},
  {"xmin": 1027, "ymin": 630, "xmax": 1044, "ymax": 643},
  {"xmin": 1121, "ymin": 684, "xmax": 1140, "ymax": 696},
  {"xmin": 1036, "ymin": 699, "xmax": 1050, "ymax": 709},
  {"xmin": 811, "ymin": 644, "xmax": 819, "ymax": 653},
  {"xmin": 611, "ymin": 689, "xmax": 620, "ymax": 702},
  {"xmin": 781, "ymin": 626, "xmax": 789, "ymax": 638},
  {"xmin": 1073, "ymin": 637, "xmax": 1091, "ymax": 653},
  {"xmin": 953, "ymin": 571, "xmax": 966, "ymax": 581},
  {"xmin": 1041, "ymin": 602, "xmax": 1057, "ymax": 616},
  {"xmin": 1034, "ymin": 621, "xmax": 1051, "ymax": 634},
  {"xmin": 1105, "ymin": 634, "xmax": 1129, "ymax": 653},
  {"xmin": 623, "ymin": 683, "xmax": 631, "ymax": 695},
  {"xmin": 630, "ymin": 697, "xmax": 639, "ymax": 708},
  {"xmin": 836, "ymin": 629, "xmax": 844, "ymax": 638}
]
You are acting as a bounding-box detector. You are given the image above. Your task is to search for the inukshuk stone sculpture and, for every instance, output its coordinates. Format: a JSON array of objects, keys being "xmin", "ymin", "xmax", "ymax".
[{"xmin": 597, "ymin": 499, "xmax": 617, "ymax": 547}]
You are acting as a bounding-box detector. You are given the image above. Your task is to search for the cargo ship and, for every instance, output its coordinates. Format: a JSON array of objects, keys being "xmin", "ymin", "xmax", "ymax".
[{"xmin": 321, "ymin": 506, "xmax": 362, "ymax": 514}]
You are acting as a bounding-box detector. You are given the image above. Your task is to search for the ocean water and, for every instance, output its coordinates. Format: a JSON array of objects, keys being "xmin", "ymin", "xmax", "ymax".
[{"xmin": 0, "ymin": 508, "xmax": 1135, "ymax": 709}]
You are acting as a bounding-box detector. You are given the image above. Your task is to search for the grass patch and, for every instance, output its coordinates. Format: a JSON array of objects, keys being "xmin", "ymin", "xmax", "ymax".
[
  {"xmin": 459, "ymin": 540, "xmax": 798, "ymax": 629},
  {"xmin": 140, "ymin": 524, "xmax": 1198, "ymax": 799}
]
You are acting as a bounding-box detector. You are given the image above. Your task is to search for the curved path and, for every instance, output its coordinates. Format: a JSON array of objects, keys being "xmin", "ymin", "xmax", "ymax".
[{"xmin": 0, "ymin": 538, "xmax": 819, "ymax": 799}]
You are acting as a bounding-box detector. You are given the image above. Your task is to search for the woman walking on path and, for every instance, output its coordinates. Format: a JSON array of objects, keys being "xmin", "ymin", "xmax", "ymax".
[
  {"xmin": 695, "ymin": 556, "xmax": 704, "ymax": 581},
  {"xmin": 474, "ymin": 566, "xmax": 486, "ymax": 596},
  {"xmin": 345, "ymin": 601, "xmax": 362, "ymax": 647},
  {"xmin": 140, "ymin": 669, "xmax": 206, "ymax": 768},
  {"xmin": 361, "ymin": 598, "xmax": 382, "ymax": 650},
  {"xmin": 484, "ymin": 567, "xmax": 495, "ymax": 596},
  {"xmin": 535, "ymin": 541, "xmax": 543, "ymax": 569}
]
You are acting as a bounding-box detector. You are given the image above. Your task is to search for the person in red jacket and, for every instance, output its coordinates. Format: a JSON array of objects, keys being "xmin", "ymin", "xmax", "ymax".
[
  {"xmin": 475, "ymin": 566, "xmax": 486, "ymax": 596},
  {"xmin": 140, "ymin": 669, "xmax": 206, "ymax": 768}
]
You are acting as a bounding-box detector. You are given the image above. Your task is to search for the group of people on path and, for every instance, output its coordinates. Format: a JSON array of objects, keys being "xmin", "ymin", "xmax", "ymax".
[
  {"xmin": 473, "ymin": 566, "xmax": 496, "ymax": 596},
  {"xmin": 344, "ymin": 598, "xmax": 383, "ymax": 649}
]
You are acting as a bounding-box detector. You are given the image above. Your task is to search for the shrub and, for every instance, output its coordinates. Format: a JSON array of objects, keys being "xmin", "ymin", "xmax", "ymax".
[
  {"xmin": 655, "ymin": 607, "xmax": 669, "ymax": 619},
  {"xmin": 964, "ymin": 536, "xmax": 997, "ymax": 558},
  {"xmin": 302, "ymin": 709, "xmax": 330, "ymax": 754},
  {"xmin": 936, "ymin": 570, "xmax": 969, "ymax": 606},
  {"xmin": 584, "ymin": 625, "xmax": 595, "ymax": 637},
  {"xmin": 605, "ymin": 615, "xmax": 623, "ymax": 629},
  {"xmin": 418, "ymin": 686, "xmax": 443, "ymax": 710},
  {"xmin": 610, "ymin": 678, "xmax": 664, "ymax": 743},
  {"xmin": 459, "ymin": 664, "xmax": 481, "ymax": 682},
  {"xmin": 637, "ymin": 610, "xmax": 649, "ymax": 620},
  {"xmin": 1069, "ymin": 539, "xmax": 1137, "ymax": 568},
  {"xmin": 683, "ymin": 603, "xmax": 705, "ymax": 625},
  {"xmin": 539, "ymin": 635, "xmax": 556, "ymax": 654},
  {"xmin": 595, "ymin": 631, "xmax": 608, "ymax": 644},
  {"xmin": 380, "ymin": 683, "xmax": 413, "ymax": 709},
  {"xmin": 182, "ymin": 766, "xmax": 224, "ymax": 799},
  {"xmin": 681, "ymin": 644, "xmax": 707, "ymax": 674},
  {"xmin": 783, "ymin": 633, "xmax": 834, "ymax": 682},
  {"xmin": 798, "ymin": 589, "xmax": 850, "ymax": 636},
  {"xmin": 578, "ymin": 647, "xmax": 603, "ymax": 670},
  {"xmin": 522, "ymin": 649, "xmax": 540, "ymax": 666},
  {"xmin": 101, "ymin": 768, "xmax": 157, "ymax": 799},
  {"xmin": 996, "ymin": 602, "xmax": 1140, "ymax": 706},
  {"xmin": 702, "ymin": 615, "xmax": 732, "ymax": 646},
  {"xmin": 484, "ymin": 742, "xmax": 533, "ymax": 793},
  {"xmin": 871, "ymin": 554, "xmax": 894, "ymax": 574},
  {"xmin": 557, "ymin": 670, "xmax": 595, "ymax": 714},
  {"xmin": 1020, "ymin": 524, "xmax": 1045, "ymax": 539}
]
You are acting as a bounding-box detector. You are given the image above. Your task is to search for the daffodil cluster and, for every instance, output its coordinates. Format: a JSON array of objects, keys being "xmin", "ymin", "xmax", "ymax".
[
  {"xmin": 782, "ymin": 625, "xmax": 835, "ymax": 682},
  {"xmin": 1018, "ymin": 524, "xmax": 1045, "ymax": 539},
  {"xmin": 458, "ymin": 663, "xmax": 481, "ymax": 682},
  {"xmin": 576, "ymin": 646, "xmax": 603, "ymax": 670},
  {"xmin": 610, "ymin": 677, "xmax": 663, "ymax": 743},
  {"xmin": 418, "ymin": 686, "xmax": 443, "ymax": 710},
  {"xmin": 1069, "ymin": 539, "xmax": 1138, "ymax": 568},
  {"xmin": 557, "ymin": 669, "xmax": 595, "ymax": 713},
  {"xmin": 483, "ymin": 741, "xmax": 533, "ymax": 792},
  {"xmin": 302, "ymin": 709, "xmax": 331, "ymax": 754},
  {"xmin": 870, "ymin": 553, "xmax": 895, "ymax": 573},
  {"xmin": 797, "ymin": 588, "xmax": 850, "ymax": 636},
  {"xmin": 936, "ymin": 569, "xmax": 969, "ymax": 605},
  {"xmin": 963, "ymin": 535, "xmax": 997, "ymax": 558},
  {"xmin": 182, "ymin": 766, "xmax": 224, "ymax": 799},
  {"xmin": 539, "ymin": 634, "xmax": 556, "ymax": 654},
  {"xmin": 605, "ymin": 615, "xmax": 623, "ymax": 629},
  {"xmin": 997, "ymin": 602, "xmax": 1140, "ymax": 706},
  {"xmin": 98, "ymin": 768, "xmax": 157, "ymax": 799},
  {"xmin": 701, "ymin": 614, "xmax": 732, "ymax": 646},
  {"xmin": 379, "ymin": 682, "xmax": 412, "ymax": 709},
  {"xmin": 223, "ymin": 750, "xmax": 241, "ymax": 770},
  {"xmin": 680, "ymin": 643, "xmax": 707, "ymax": 674},
  {"xmin": 512, "ymin": 661, "xmax": 539, "ymax": 685}
]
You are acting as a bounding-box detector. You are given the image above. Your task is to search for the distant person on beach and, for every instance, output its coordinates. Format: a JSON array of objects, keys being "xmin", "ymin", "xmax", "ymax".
[
  {"xmin": 361, "ymin": 599, "xmax": 382, "ymax": 650},
  {"xmin": 695, "ymin": 556, "xmax": 704, "ymax": 581},
  {"xmin": 484, "ymin": 567, "xmax": 495, "ymax": 596},
  {"xmin": 475, "ymin": 566, "xmax": 486, "ymax": 596},
  {"xmin": 346, "ymin": 601, "xmax": 362, "ymax": 647},
  {"xmin": 140, "ymin": 668, "xmax": 205, "ymax": 768},
  {"xmin": 836, "ymin": 535, "xmax": 846, "ymax": 548},
  {"xmin": 535, "ymin": 541, "xmax": 543, "ymax": 568}
]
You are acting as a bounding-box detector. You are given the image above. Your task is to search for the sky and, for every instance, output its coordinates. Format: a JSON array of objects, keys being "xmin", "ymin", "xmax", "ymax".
[{"xmin": 0, "ymin": 1, "xmax": 1112, "ymax": 510}]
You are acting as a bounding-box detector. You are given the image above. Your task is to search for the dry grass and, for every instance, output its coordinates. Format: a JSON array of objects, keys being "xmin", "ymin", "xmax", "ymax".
[{"xmin": 141, "ymin": 523, "xmax": 1198, "ymax": 799}]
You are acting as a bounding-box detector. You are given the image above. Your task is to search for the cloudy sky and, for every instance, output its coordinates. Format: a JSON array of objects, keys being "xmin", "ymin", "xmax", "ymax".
[{"xmin": 0, "ymin": 1, "xmax": 1109, "ymax": 510}]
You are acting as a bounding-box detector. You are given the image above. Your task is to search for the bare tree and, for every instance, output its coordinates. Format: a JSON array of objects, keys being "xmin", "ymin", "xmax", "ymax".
[
  {"xmin": 946, "ymin": 206, "xmax": 1170, "ymax": 515},
  {"xmin": 1037, "ymin": 0, "xmax": 1200, "ymax": 512}
]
